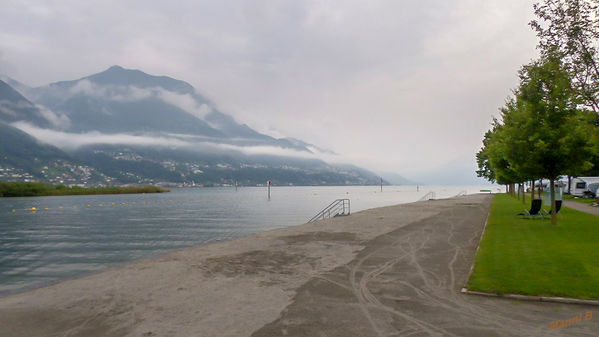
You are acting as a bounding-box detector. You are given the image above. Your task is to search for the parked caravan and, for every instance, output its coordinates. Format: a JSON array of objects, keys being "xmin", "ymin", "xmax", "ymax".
[{"xmin": 569, "ymin": 177, "xmax": 599, "ymax": 198}]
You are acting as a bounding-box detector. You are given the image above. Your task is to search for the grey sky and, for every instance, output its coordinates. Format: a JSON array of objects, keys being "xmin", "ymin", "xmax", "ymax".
[{"xmin": 0, "ymin": 0, "xmax": 538, "ymax": 184}]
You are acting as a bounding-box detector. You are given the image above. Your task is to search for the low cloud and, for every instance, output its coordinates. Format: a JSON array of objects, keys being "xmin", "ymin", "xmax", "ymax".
[
  {"xmin": 69, "ymin": 79, "xmax": 154, "ymax": 102},
  {"xmin": 157, "ymin": 90, "xmax": 213, "ymax": 119},
  {"xmin": 0, "ymin": 99, "xmax": 69, "ymax": 129},
  {"xmin": 66, "ymin": 79, "xmax": 214, "ymax": 120},
  {"xmin": 10, "ymin": 122, "xmax": 341, "ymax": 161},
  {"xmin": 0, "ymin": 98, "xmax": 35, "ymax": 116},
  {"xmin": 204, "ymin": 141, "xmax": 343, "ymax": 163},
  {"xmin": 12, "ymin": 122, "xmax": 190, "ymax": 150},
  {"xmin": 36, "ymin": 104, "xmax": 70, "ymax": 129},
  {"xmin": 12, "ymin": 121, "xmax": 347, "ymax": 166}
]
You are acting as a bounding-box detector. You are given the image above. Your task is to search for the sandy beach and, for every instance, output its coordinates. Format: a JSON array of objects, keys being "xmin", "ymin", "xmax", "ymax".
[{"xmin": 0, "ymin": 194, "xmax": 597, "ymax": 337}]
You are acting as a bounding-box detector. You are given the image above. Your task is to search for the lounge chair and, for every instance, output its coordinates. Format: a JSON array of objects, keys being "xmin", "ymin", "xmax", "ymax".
[
  {"xmin": 541, "ymin": 200, "xmax": 562, "ymax": 218},
  {"xmin": 517, "ymin": 199, "xmax": 543, "ymax": 219}
]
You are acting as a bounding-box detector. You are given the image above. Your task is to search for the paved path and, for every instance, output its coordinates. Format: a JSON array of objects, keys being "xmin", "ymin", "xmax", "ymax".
[
  {"xmin": 0, "ymin": 194, "xmax": 597, "ymax": 336},
  {"xmin": 251, "ymin": 195, "xmax": 598, "ymax": 337},
  {"xmin": 564, "ymin": 200, "xmax": 599, "ymax": 217}
]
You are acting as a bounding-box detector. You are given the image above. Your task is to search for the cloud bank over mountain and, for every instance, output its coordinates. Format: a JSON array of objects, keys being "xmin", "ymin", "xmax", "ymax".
[
  {"xmin": 0, "ymin": 68, "xmax": 376, "ymax": 186},
  {"xmin": 0, "ymin": 0, "xmax": 538, "ymax": 184}
]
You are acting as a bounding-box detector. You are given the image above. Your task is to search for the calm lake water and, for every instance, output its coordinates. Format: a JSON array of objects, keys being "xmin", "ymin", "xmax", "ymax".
[{"xmin": 0, "ymin": 185, "xmax": 497, "ymax": 295}]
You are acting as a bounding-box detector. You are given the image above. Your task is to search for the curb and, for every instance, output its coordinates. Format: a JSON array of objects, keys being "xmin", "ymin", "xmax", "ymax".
[
  {"xmin": 463, "ymin": 199, "xmax": 491, "ymax": 283},
  {"xmin": 460, "ymin": 288, "xmax": 599, "ymax": 307}
]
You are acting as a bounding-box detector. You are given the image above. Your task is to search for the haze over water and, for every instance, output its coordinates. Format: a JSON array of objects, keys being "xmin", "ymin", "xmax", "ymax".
[{"xmin": 0, "ymin": 185, "xmax": 497, "ymax": 295}]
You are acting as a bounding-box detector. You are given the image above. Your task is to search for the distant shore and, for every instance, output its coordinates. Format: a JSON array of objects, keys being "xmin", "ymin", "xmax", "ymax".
[{"xmin": 0, "ymin": 182, "xmax": 170, "ymax": 197}]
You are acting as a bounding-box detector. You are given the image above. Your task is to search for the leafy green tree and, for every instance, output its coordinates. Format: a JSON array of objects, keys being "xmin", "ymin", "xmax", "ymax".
[
  {"xmin": 477, "ymin": 117, "xmax": 522, "ymax": 194},
  {"xmin": 476, "ymin": 130, "xmax": 497, "ymax": 183},
  {"xmin": 512, "ymin": 54, "xmax": 596, "ymax": 225},
  {"xmin": 530, "ymin": 0, "xmax": 599, "ymax": 112}
]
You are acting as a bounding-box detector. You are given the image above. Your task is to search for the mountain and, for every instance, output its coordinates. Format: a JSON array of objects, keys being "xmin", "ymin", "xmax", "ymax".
[
  {"xmin": 378, "ymin": 172, "xmax": 416, "ymax": 185},
  {"xmin": 71, "ymin": 144, "xmax": 378, "ymax": 186},
  {"xmin": 0, "ymin": 80, "xmax": 53, "ymax": 128},
  {"xmin": 0, "ymin": 121, "xmax": 69, "ymax": 171},
  {"xmin": 0, "ymin": 76, "xmax": 32, "ymax": 96},
  {"xmin": 0, "ymin": 68, "xmax": 388, "ymax": 186},
  {"xmin": 0, "ymin": 122, "xmax": 111, "ymax": 184},
  {"xmin": 29, "ymin": 66, "xmax": 307, "ymax": 150}
]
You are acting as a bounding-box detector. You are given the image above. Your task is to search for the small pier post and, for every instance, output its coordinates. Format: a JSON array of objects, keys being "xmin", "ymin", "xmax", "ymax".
[{"xmin": 267, "ymin": 180, "xmax": 271, "ymax": 200}]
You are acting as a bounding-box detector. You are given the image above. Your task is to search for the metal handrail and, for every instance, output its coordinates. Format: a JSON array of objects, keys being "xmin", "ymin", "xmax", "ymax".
[
  {"xmin": 454, "ymin": 190, "xmax": 467, "ymax": 197},
  {"xmin": 308, "ymin": 199, "xmax": 350, "ymax": 223},
  {"xmin": 418, "ymin": 191, "xmax": 436, "ymax": 201}
]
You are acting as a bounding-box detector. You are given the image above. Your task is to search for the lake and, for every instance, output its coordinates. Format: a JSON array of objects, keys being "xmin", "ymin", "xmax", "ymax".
[{"xmin": 0, "ymin": 185, "xmax": 497, "ymax": 295}]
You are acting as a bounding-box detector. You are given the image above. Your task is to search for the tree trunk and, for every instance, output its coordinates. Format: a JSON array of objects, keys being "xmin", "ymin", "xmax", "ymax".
[
  {"xmin": 517, "ymin": 183, "xmax": 521, "ymax": 200},
  {"xmin": 538, "ymin": 179, "xmax": 543, "ymax": 199},
  {"xmin": 550, "ymin": 178, "xmax": 557, "ymax": 226},
  {"xmin": 531, "ymin": 179, "xmax": 535, "ymax": 202},
  {"xmin": 522, "ymin": 182, "xmax": 526, "ymax": 204}
]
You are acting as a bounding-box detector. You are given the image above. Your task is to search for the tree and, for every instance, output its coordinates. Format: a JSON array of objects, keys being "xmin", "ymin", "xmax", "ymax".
[
  {"xmin": 512, "ymin": 54, "xmax": 596, "ymax": 225},
  {"xmin": 499, "ymin": 97, "xmax": 540, "ymax": 204},
  {"xmin": 478, "ymin": 1, "xmax": 599, "ymax": 217},
  {"xmin": 476, "ymin": 117, "xmax": 523, "ymax": 194},
  {"xmin": 530, "ymin": 0, "xmax": 599, "ymax": 112},
  {"xmin": 476, "ymin": 129, "xmax": 497, "ymax": 183}
]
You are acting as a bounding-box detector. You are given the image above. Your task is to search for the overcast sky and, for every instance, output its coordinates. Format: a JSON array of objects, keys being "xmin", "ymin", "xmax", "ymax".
[{"xmin": 0, "ymin": 0, "xmax": 539, "ymax": 184}]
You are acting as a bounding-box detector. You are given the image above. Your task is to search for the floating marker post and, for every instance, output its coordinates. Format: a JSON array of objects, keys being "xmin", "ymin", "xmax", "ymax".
[
  {"xmin": 267, "ymin": 180, "xmax": 271, "ymax": 201},
  {"xmin": 380, "ymin": 177, "xmax": 383, "ymax": 192}
]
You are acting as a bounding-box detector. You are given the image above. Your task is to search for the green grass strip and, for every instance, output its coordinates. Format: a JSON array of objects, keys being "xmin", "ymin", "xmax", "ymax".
[
  {"xmin": 563, "ymin": 194, "xmax": 596, "ymax": 204},
  {"xmin": 0, "ymin": 182, "xmax": 170, "ymax": 197},
  {"xmin": 467, "ymin": 193, "xmax": 599, "ymax": 300}
]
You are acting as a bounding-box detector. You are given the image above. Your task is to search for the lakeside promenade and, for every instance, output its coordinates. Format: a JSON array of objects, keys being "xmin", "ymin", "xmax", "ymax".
[{"xmin": 0, "ymin": 194, "xmax": 597, "ymax": 336}]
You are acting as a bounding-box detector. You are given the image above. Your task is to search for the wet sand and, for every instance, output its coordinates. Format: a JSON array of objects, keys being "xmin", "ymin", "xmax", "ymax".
[{"xmin": 0, "ymin": 194, "xmax": 597, "ymax": 336}]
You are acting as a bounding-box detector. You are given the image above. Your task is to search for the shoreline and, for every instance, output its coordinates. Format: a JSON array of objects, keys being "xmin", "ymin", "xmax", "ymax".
[
  {"xmin": 0, "ymin": 183, "xmax": 170, "ymax": 198},
  {"xmin": 2, "ymin": 194, "xmax": 596, "ymax": 336},
  {"xmin": 0, "ymin": 199, "xmax": 436, "ymax": 299}
]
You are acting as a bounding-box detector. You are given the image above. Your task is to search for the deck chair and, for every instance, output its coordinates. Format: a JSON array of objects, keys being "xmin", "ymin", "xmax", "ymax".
[
  {"xmin": 517, "ymin": 199, "xmax": 543, "ymax": 219},
  {"xmin": 541, "ymin": 200, "xmax": 562, "ymax": 218}
]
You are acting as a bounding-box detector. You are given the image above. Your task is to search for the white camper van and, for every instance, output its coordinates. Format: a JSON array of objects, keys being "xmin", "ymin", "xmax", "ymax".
[{"xmin": 570, "ymin": 177, "xmax": 599, "ymax": 198}]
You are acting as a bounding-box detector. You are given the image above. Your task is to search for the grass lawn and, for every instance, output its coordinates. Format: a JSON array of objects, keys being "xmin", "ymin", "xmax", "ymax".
[
  {"xmin": 563, "ymin": 194, "xmax": 597, "ymax": 204},
  {"xmin": 466, "ymin": 193, "xmax": 599, "ymax": 300}
]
